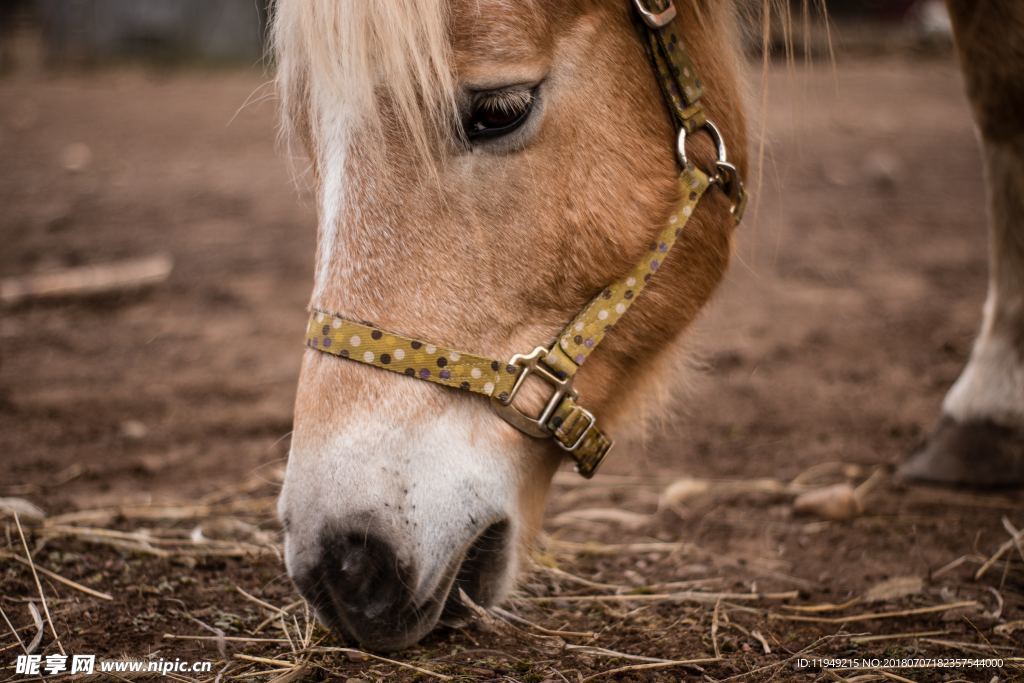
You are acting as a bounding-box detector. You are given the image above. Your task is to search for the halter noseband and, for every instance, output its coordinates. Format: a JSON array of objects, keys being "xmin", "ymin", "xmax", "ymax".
[{"xmin": 303, "ymin": 0, "xmax": 747, "ymax": 478}]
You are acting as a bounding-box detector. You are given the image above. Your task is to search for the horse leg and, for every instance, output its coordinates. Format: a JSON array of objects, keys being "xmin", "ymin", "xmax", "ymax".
[{"xmin": 900, "ymin": 1, "xmax": 1024, "ymax": 486}]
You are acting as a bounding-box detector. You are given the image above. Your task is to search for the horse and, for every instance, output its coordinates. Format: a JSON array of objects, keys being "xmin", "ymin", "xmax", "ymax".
[
  {"xmin": 899, "ymin": 1, "xmax": 1024, "ymax": 487},
  {"xmin": 271, "ymin": 0, "xmax": 1024, "ymax": 650}
]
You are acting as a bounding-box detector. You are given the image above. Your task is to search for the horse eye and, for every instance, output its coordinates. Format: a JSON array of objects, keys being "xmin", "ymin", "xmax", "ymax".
[{"xmin": 463, "ymin": 88, "xmax": 535, "ymax": 142}]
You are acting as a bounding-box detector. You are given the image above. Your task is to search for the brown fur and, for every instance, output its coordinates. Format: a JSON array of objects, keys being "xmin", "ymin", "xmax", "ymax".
[
  {"xmin": 282, "ymin": 0, "xmax": 747, "ymax": 588},
  {"xmin": 946, "ymin": 1, "xmax": 1024, "ymax": 351},
  {"xmin": 945, "ymin": 1, "xmax": 1024, "ymax": 144}
]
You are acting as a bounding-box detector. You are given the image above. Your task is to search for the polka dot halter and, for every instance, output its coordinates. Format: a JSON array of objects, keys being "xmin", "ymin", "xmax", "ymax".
[
  {"xmin": 303, "ymin": 0, "xmax": 746, "ymax": 478},
  {"xmin": 306, "ymin": 316, "xmax": 523, "ymax": 401}
]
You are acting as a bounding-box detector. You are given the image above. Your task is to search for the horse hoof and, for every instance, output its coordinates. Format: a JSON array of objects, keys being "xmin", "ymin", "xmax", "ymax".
[{"xmin": 898, "ymin": 417, "xmax": 1024, "ymax": 488}]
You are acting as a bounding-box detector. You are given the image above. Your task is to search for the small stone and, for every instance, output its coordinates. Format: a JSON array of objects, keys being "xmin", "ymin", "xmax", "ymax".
[
  {"xmin": 120, "ymin": 420, "xmax": 148, "ymax": 440},
  {"xmin": 793, "ymin": 483, "xmax": 862, "ymax": 521},
  {"xmin": 864, "ymin": 576, "xmax": 923, "ymax": 603},
  {"xmin": 61, "ymin": 142, "xmax": 93, "ymax": 172},
  {"xmin": 137, "ymin": 455, "xmax": 164, "ymax": 474},
  {"xmin": 0, "ymin": 497, "xmax": 46, "ymax": 524},
  {"xmin": 660, "ymin": 477, "xmax": 712, "ymax": 509}
]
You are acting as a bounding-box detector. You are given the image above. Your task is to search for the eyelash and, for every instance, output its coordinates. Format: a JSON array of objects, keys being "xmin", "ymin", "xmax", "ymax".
[{"xmin": 462, "ymin": 87, "xmax": 537, "ymax": 142}]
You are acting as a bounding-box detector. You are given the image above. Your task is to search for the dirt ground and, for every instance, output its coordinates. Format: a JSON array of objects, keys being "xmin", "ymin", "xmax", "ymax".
[{"xmin": 2, "ymin": 53, "xmax": 1022, "ymax": 681}]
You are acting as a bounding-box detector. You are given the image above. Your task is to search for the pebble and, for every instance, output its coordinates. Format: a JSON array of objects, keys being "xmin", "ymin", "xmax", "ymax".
[
  {"xmin": 793, "ymin": 483, "xmax": 862, "ymax": 521},
  {"xmin": 660, "ymin": 477, "xmax": 711, "ymax": 508},
  {"xmin": 0, "ymin": 497, "xmax": 46, "ymax": 524},
  {"xmin": 121, "ymin": 419, "xmax": 148, "ymax": 440},
  {"xmin": 61, "ymin": 142, "xmax": 93, "ymax": 172}
]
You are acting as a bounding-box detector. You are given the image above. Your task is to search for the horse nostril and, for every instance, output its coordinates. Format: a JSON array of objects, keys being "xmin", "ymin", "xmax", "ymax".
[
  {"xmin": 337, "ymin": 543, "xmax": 375, "ymax": 587},
  {"xmin": 442, "ymin": 518, "xmax": 511, "ymax": 622},
  {"xmin": 306, "ymin": 529, "xmax": 415, "ymax": 638}
]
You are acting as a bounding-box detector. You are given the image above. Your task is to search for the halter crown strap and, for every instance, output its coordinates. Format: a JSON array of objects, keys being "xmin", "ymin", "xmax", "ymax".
[
  {"xmin": 633, "ymin": 0, "xmax": 707, "ymax": 133},
  {"xmin": 634, "ymin": 0, "xmax": 748, "ymax": 223},
  {"xmin": 303, "ymin": 0, "xmax": 744, "ymax": 478}
]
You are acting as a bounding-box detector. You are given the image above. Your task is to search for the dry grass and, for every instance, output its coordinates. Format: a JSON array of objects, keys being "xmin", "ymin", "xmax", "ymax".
[{"xmin": 2, "ymin": 466, "xmax": 1023, "ymax": 682}]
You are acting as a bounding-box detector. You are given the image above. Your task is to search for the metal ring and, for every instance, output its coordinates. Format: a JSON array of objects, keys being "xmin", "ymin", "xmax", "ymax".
[
  {"xmin": 675, "ymin": 119, "xmax": 728, "ymax": 170},
  {"xmin": 677, "ymin": 120, "xmax": 746, "ymax": 223},
  {"xmin": 632, "ymin": 0, "xmax": 677, "ymax": 29}
]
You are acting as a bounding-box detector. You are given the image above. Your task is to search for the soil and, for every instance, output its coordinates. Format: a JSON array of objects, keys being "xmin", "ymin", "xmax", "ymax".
[{"xmin": 1, "ymin": 55, "xmax": 1022, "ymax": 681}]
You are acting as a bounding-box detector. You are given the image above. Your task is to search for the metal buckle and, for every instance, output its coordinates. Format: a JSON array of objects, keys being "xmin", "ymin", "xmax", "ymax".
[
  {"xmin": 633, "ymin": 0, "xmax": 676, "ymax": 28},
  {"xmin": 490, "ymin": 346, "xmax": 576, "ymax": 439},
  {"xmin": 712, "ymin": 160, "xmax": 746, "ymax": 223},
  {"xmin": 557, "ymin": 407, "xmax": 596, "ymax": 453},
  {"xmin": 574, "ymin": 438, "xmax": 611, "ymax": 479},
  {"xmin": 676, "ymin": 120, "xmax": 746, "ymax": 223}
]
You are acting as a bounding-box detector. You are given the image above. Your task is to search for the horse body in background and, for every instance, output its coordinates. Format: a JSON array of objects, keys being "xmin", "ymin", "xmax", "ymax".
[
  {"xmin": 901, "ymin": 1, "xmax": 1024, "ymax": 487},
  {"xmin": 272, "ymin": 0, "xmax": 1024, "ymax": 650}
]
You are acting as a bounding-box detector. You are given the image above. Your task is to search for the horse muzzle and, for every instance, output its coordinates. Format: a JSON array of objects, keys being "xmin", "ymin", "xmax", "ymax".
[
  {"xmin": 288, "ymin": 516, "xmax": 513, "ymax": 651},
  {"xmin": 280, "ymin": 335, "xmax": 550, "ymax": 650}
]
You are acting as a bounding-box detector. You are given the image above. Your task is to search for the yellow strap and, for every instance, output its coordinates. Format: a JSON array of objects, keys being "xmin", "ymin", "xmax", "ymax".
[
  {"xmin": 634, "ymin": 0, "xmax": 748, "ymax": 223},
  {"xmin": 302, "ymin": 315, "xmax": 618, "ymax": 477},
  {"xmin": 304, "ymin": 166, "xmax": 710, "ymax": 478},
  {"xmin": 305, "ymin": 314, "xmax": 520, "ymax": 400},
  {"xmin": 638, "ymin": 4, "xmax": 707, "ymax": 133},
  {"xmin": 549, "ymin": 166, "xmax": 709, "ymax": 376}
]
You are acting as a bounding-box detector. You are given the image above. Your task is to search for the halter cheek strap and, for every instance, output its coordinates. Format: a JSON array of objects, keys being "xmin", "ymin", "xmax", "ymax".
[{"xmin": 303, "ymin": 0, "xmax": 745, "ymax": 478}]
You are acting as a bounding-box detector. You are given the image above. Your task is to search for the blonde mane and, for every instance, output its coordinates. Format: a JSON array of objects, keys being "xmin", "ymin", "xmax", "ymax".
[{"xmin": 272, "ymin": 0, "xmax": 458, "ymax": 159}]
